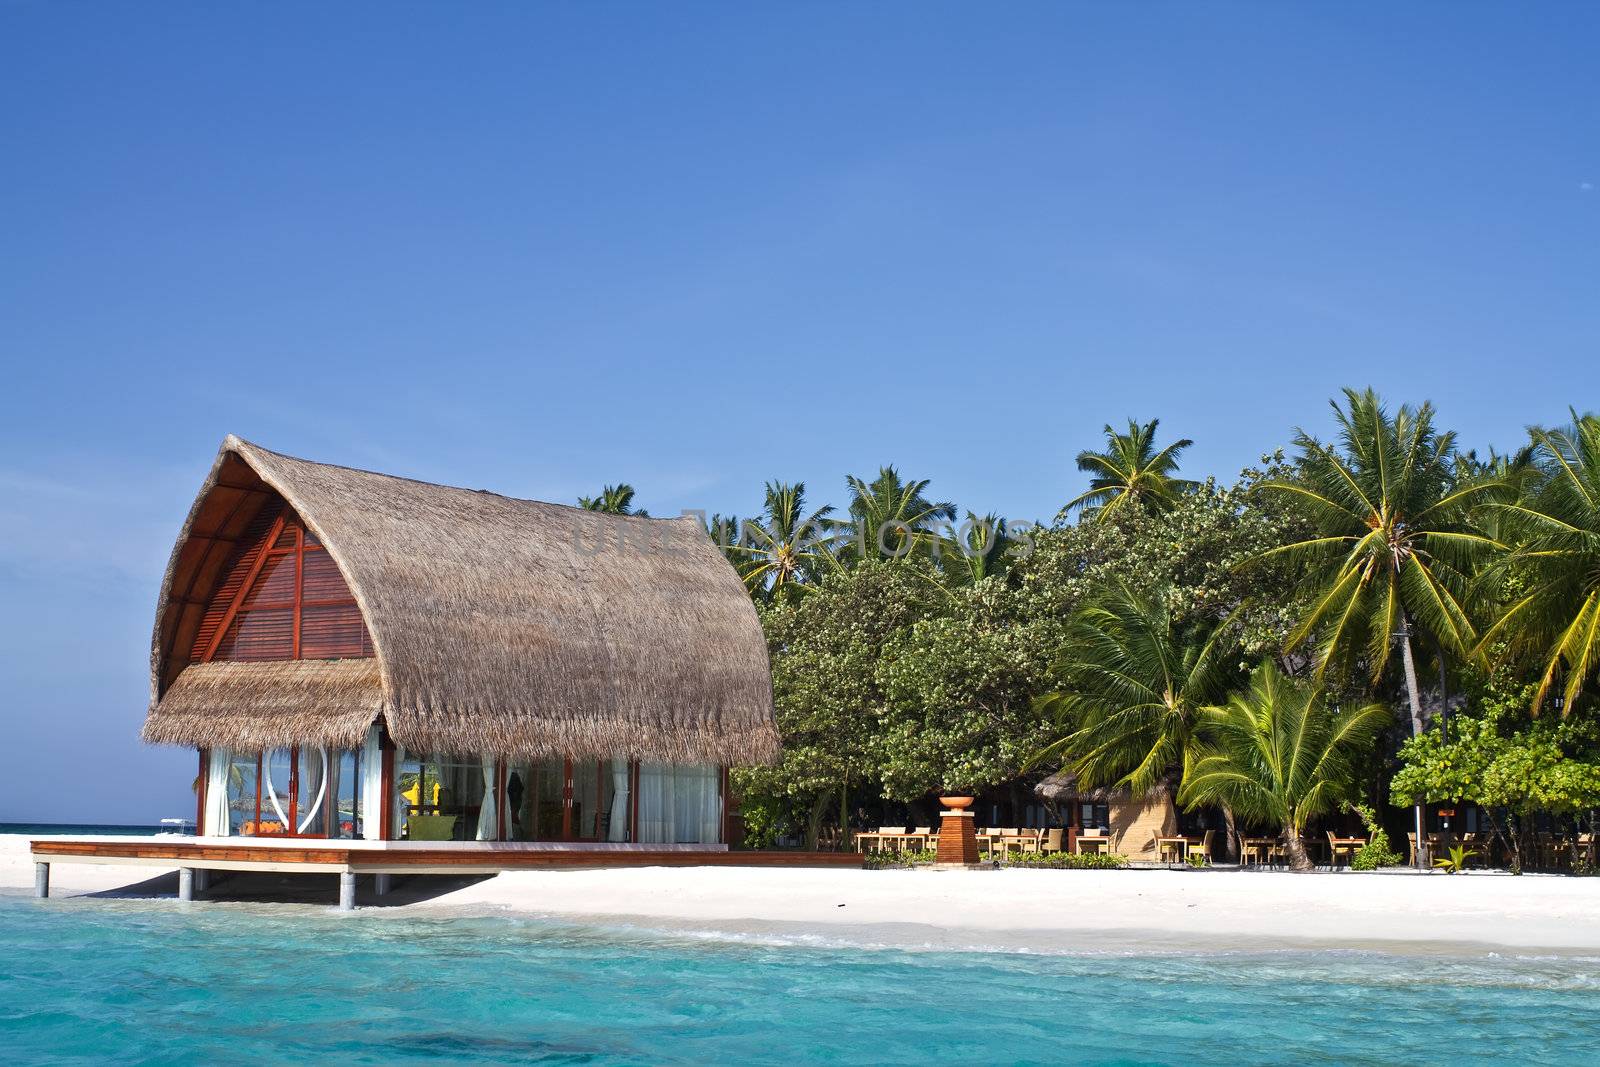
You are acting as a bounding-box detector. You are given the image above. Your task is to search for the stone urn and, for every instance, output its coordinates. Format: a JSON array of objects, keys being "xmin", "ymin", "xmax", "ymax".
[{"xmin": 940, "ymin": 796, "xmax": 973, "ymax": 810}]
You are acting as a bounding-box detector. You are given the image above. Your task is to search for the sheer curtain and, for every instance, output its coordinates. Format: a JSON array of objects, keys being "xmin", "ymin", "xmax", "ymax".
[
  {"xmin": 636, "ymin": 762, "xmax": 672, "ymax": 843},
  {"xmin": 360, "ymin": 727, "xmax": 384, "ymax": 841},
  {"xmin": 674, "ymin": 764, "xmax": 721, "ymax": 843},
  {"xmin": 607, "ymin": 762, "xmax": 631, "ymax": 842},
  {"xmin": 637, "ymin": 763, "xmax": 721, "ymax": 843},
  {"xmin": 204, "ymin": 747, "xmax": 231, "ymax": 837},
  {"xmin": 476, "ymin": 757, "xmax": 498, "ymax": 841}
]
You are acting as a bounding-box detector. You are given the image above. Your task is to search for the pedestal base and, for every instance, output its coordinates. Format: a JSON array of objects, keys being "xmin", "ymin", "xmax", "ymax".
[{"xmin": 936, "ymin": 809, "xmax": 980, "ymax": 865}]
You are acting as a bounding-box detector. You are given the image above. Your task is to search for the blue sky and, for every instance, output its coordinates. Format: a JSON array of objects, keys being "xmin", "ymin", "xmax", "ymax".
[{"xmin": 1, "ymin": 4, "xmax": 1595, "ymax": 823}]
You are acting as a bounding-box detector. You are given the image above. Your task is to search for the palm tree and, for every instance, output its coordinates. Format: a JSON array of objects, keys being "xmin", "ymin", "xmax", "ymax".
[
  {"xmin": 1178, "ymin": 663, "xmax": 1389, "ymax": 871},
  {"xmin": 942, "ymin": 511, "xmax": 1015, "ymax": 585},
  {"xmin": 836, "ymin": 466, "xmax": 955, "ymax": 565},
  {"xmin": 1258, "ymin": 390, "xmax": 1506, "ymax": 865},
  {"xmin": 730, "ymin": 481, "xmax": 837, "ymax": 601},
  {"xmin": 703, "ymin": 511, "xmax": 744, "ymax": 571},
  {"xmin": 1477, "ymin": 412, "xmax": 1600, "ymax": 714},
  {"xmin": 578, "ymin": 484, "xmax": 648, "ymax": 516},
  {"xmin": 1065, "ymin": 418, "xmax": 1197, "ymax": 520},
  {"xmin": 1259, "ymin": 389, "xmax": 1503, "ymax": 736},
  {"xmin": 1034, "ymin": 583, "xmax": 1233, "ymax": 797}
]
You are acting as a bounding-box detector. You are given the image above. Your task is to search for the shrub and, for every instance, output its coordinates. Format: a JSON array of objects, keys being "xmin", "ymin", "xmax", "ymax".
[
  {"xmin": 1344, "ymin": 800, "xmax": 1402, "ymax": 870},
  {"xmin": 1000, "ymin": 850, "xmax": 1129, "ymax": 870},
  {"xmin": 864, "ymin": 848, "xmax": 1130, "ymax": 870},
  {"xmin": 864, "ymin": 847, "xmax": 937, "ymax": 869}
]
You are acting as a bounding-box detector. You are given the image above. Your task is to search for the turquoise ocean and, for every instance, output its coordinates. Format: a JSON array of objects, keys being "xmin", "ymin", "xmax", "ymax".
[{"xmin": 2, "ymin": 885, "xmax": 1598, "ymax": 1065}]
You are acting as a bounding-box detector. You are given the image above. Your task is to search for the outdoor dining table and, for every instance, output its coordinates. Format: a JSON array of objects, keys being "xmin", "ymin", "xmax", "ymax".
[
  {"xmin": 1326, "ymin": 836, "xmax": 1366, "ymax": 866},
  {"xmin": 995, "ymin": 831, "xmax": 1040, "ymax": 857},
  {"xmin": 1156, "ymin": 836, "xmax": 1189, "ymax": 863},
  {"xmin": 1242, "ymin": 837, "xmax": 1282, "ymax": 866},
  {"xmin": 1074, "ymin": 835, "xmax": 1110, "ymax": 856},
  {"xmin": 855, "ymin": 831, "xmax": 921, "ymax": 853}
]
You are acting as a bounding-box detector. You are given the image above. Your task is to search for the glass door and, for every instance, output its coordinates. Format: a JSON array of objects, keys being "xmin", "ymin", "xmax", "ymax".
[
  {"xmin": 504, "ymin": 757, "xmax": 629, "ymax": 841},
  {"xmin": 261, "ymin": 749, "xmax": 295, "ymax": 834},
  {"xmin": 294, "ymin": 746, "xmax": 332, "ymax": 836},
  {"xmin": 570, "ymin": 759, "xmax": 600, "ymax": 840},
  {"xmin": 531, "ymin": 757, "xmax": 566, "ymax": 839}
]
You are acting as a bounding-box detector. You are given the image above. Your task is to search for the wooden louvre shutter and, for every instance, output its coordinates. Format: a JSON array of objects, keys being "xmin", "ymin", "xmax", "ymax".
[{"xmin": 191, "ymin": 501, "xmax": 373, "ymax": 664}]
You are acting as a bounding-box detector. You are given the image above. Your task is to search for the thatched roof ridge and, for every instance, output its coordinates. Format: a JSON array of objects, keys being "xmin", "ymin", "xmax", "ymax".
[{"xmin": 144, "ymin": 436, "xmax": 780, "ymax": 764}]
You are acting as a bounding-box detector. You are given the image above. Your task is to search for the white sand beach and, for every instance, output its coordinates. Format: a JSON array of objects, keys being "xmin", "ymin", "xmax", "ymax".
[{"xmin": 8, "ymin": 834, "xmax": 1599, "ymax": 955}]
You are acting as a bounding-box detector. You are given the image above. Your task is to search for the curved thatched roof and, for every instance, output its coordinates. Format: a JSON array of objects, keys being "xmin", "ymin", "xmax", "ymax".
[{"xmin": 143, "ymin": 436, "xmax": 780, "ymax": 764}]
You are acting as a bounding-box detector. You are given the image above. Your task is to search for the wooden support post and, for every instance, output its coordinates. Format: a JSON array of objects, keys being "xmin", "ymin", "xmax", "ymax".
[
  {"xmin": 34, "ymin": 862, "xmax": 49, "ymax": 899},
  {"xmin": 338, "ymin": 871, "xmax": 356, "ymax": 911},
  {"xmin": 178, "ymin": 868, "xmax": 194, "ymax": 902},
  {"xmin": 194, "ymin": 869, "xmax": 210, "ymax": 893},
  {"xmin": 374, "ymin": 873, "xmax": 392, "ymax": 897}
]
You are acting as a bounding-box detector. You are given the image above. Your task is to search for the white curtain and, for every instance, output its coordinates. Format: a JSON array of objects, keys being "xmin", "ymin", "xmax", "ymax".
[
  {"xmin": 360, "ymin": 727, "xmax": 384, "ymax": 840},
  {"xmin": 476, "ymin": 757, "xmax": 498, "ymax": 841},
  {"xmin": 636, "ymin": 762, "xmax": 671, "ymax": 843},
  {"xmin": 607, "ymin": 762, "xmax": 630, "ymax": 842},
  {"xmin": 674, "ymin": 764, "xmax": 721, "ymax": 844},
  {"xmin": 204, "ymin": 748, "xmax": 231, "ymax": 837},
  {"xmin": 636, "ymin": 762, "xmax": 721, "ymax": 843}
]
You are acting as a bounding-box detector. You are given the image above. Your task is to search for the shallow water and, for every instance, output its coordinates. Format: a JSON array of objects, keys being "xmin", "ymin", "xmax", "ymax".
[{"xmin": 2, "ymin": 894, "xmax": 1596, "ymax": 1065}]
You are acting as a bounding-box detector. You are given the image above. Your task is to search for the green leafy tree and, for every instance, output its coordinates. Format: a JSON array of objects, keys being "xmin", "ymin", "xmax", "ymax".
[
  {"xmin": 1066, "ymin": 418, "xmax": 1197, "ymax": 521},
  {"xmin": 1179, "ymin": 663, "xmax": 1389, "ymax": 871},
  {"xmin": 578, "ymin": 483, "xmax": 648, "ymax": 516},
  {"xmin": 1017, "ymin": 461, "xmax": 1310, "ymax": 660},
  {"xmin": 875, "ymin": 577, "xmax": 1053, "ymax": 799},
  {"xmin": 1391, "ymin": 683, "xmax": 1600, "ymax": 871},
  {"xmin": 1476, "ymin": 413, "xmax": 1600, "ymax": 714},
  {"xmin": 735, "ymin": 564, "xmax": 939, "ymax": 848}
]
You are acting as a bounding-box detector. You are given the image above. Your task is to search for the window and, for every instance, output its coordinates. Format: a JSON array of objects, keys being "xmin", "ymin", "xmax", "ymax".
[
  {"xmin": 394, "ymin": 753, "xmax": 488, "ymax": 841},
  {"xmin": 505, "ymin": 758, "xmax": 629, "ymax": 842},
  {"xmin": 636, "ymin": 763, "xmax": 722, "ymax": 844},
  {"xmin": 217, "ymin": 746, "xmax": 362, "ymax": 838}
]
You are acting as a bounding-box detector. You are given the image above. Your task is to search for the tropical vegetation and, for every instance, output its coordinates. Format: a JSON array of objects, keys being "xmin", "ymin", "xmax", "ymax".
[{"xmin": 583, "ymin": 398, "xmax": 1600, "ymax": 869}]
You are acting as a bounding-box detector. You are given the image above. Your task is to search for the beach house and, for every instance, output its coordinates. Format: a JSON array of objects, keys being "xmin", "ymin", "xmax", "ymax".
[{"xmin": 143, "ymin": 436, "xmax": 781, "ymax": 847}]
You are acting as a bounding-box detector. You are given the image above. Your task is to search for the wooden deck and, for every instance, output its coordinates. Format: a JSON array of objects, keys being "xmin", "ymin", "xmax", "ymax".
[{"xmin": 31, "ymin": 837, "xmax": 862, "ymax": 876}]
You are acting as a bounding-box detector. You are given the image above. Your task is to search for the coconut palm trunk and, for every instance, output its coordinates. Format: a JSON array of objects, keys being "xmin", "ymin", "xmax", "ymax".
[
  {"xmin": 1283, "ymin": 825, "xmax": 1315, "ymax": 872},
  {"xmin": 1397, "ymin": 613, "xmax": 1429, "ymax": 866}
]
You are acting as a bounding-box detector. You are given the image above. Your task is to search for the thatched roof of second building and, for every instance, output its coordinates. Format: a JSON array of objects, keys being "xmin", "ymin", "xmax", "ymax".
[{"xmin": 143, "ymin": 436, "xmax": 780, "ymax": 765}]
